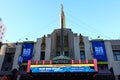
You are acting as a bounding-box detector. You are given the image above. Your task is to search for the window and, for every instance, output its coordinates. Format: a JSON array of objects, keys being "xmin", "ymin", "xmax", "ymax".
[
  {"xmin": 80, "ymin": 51, "xmax": 85, "ymax": 60},
  {"xmin": 4, "ymin": 53, "xmax": 14, "ymax": 62},
  {"xmin": 40, "ymin": 52, "xmax": 45, "ymax": 60},
  {"xmin": 2, "ymin": 32, "xmax": 3, "ymax": 35},
  {"xmin": 64, "ymin": 51, "xmax": 69, "ymax": 56},
  {"xmin": 7, "ymin": 55, "xmax": 12, "ymax": 62},
  {"xmin": 1, "ymin": 53, "xmax": 15, "ymax": 71},
  {"xmin": 113, "ymin": 51, "xmax": 120, "ymax": 61},
  {"xmin": 56, "ymin": 35, "xmax": 60, "ymax": 47},
  {"xmin": 5, "ymin": 67, "xmax": 9, "ymax": 71},
  {"xmin": 98, "ymin": 65, "xmax": 108, "ymax": 70},
  {"xmin": 56, "ymin": 52, "xmax": 60, "ymax": 56},
  {"xmin": 0, "ymin": 26, "xmax": 2, "ymax": 28},
  {"xmin": 64, "ymin": 35, "xmax": 68, "ymax": 47}
]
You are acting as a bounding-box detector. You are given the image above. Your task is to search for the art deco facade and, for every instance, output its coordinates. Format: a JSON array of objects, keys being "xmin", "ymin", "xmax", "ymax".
[{"xmin": 0, "ymin": 5, "xmax": 120, "ymax": 80}]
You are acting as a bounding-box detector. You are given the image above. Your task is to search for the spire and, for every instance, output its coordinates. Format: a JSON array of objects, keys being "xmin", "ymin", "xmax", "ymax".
[{"xmin": 60, "ymin": 4, "xmax": 66, "ymax": 29}]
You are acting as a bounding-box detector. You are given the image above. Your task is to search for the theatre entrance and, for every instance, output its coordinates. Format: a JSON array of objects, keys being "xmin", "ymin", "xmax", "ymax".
[
  {"xmin": 25, "ymin": 59, "xmax": 98, "ymax": 80},
  {"xmin": 29, "ymin": 72, "xmax": 97, "ymax": 80}
]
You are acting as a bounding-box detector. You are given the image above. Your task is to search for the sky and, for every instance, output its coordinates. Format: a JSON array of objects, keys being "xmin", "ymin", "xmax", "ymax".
[{"xmin": 0, "ymin": 0, "xmax": 120, "ymax": 42}]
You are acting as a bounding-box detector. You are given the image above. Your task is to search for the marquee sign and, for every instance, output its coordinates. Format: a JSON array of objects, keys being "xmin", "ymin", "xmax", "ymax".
[
  {"xmin": 31, "ymin": 66, "xmax": 95, "ymax": 73},
  {"xmin": 27, "ymin": 59, "xmax": 98, "ymax": 73}
]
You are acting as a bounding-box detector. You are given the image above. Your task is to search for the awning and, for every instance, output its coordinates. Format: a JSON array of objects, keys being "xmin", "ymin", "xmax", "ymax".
[{"xmin": 52, "ymin": 55, "xmax": 71, "ymax": 60}]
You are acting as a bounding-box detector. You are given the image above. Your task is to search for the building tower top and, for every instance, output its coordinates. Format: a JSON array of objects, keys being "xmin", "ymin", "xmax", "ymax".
[{"xmin": 60, "ymin": 4, "xmax": 66, "ymax": 29}]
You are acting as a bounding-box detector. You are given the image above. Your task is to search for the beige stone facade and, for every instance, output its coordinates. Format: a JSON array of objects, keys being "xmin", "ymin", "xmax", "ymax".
[{"xmin": 0, "ymin": 30, "xmax": 120, "ymax": 79}]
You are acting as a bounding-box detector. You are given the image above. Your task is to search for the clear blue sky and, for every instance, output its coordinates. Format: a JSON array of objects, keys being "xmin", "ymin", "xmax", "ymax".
[{"xmin": 0, "ymin": 0, "xmax": 120, "ymax": 42}]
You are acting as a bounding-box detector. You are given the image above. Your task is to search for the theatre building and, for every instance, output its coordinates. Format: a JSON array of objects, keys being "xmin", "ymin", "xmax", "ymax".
[{"xmin": 0, "ymin": 5, "xmax": 120, "ymax": 80}]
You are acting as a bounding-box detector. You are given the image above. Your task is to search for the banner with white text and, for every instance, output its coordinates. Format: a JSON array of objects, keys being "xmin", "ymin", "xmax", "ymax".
[
  {"xmin": 22, "ymin": 43, "xmax": 33, "ymax": 62},
  {"xmin": 92, "ymin": 41, "xmax": 107, "ymax": 61}
]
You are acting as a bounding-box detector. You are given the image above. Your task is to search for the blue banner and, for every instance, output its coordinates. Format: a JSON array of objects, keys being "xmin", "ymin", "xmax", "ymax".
[
  {"xmin": 92, "ymin": 41, "xmax": 107, "ymax": 61},
  {"xmin": 31, "ymin": 66, "xmax": 95, "ymax": 73},
  {"xmin": 22, "ymin": 43, "xmax": 33, "ymax": 62}
]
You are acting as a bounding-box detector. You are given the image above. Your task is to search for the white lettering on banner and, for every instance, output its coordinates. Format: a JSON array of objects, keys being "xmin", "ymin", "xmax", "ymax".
[
  {"xmin": 95, "ymin": 47, "xmax": 104, "ymax": 55},
  {"xmin": 23, "ymin": 48, "xmax": 31, "ymax": 56},
  {"xmin": 38, "ymin": 67, "xmax": 62, "ymax": 72}
]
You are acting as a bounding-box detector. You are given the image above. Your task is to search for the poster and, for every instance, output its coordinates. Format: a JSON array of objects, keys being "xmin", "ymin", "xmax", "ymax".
[
  {"xmin": 92, "ymin": 41, "xmax": 107, "ymax": 61},
  {"xmin": 22, "ymin": 43, "xmax": 33, "ymax": 62}
]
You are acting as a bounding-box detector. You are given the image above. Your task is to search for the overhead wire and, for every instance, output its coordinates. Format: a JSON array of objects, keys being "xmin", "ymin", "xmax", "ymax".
[
  {"xmin": 16, "ymin": 7, "xmax": 112, "ymax": 42},
  {"xmin": 65, "ymin": 11, "xmax": 112, "ymax": 39},
  {"xmin": 16, "ymin": 15, "xmax": 59, "ymax": 42}
]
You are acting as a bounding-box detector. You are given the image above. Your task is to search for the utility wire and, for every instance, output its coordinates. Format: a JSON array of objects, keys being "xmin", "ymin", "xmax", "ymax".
[
  {"xmin": 66, "ymin": 12, "xmax": 112, "ymax": 39},
  {"xmin": 16, "ymin": 15, "xmax": 58, "ymax": 42},
  {"xmin": 16, "ymin": 9, "xmax": 112, "ymax": 42}
]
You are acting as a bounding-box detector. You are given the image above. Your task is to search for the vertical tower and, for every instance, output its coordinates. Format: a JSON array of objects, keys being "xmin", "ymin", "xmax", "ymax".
[
  {"xmin": 0, "ymin": 19, "xmax": 6, "ymax": 42},
  {"xmin": 60, "ymin": 4, "xmax": 66, "ymax": 55},
  {"xmin": 60, "ymin": 4, "xmax": 66, "ymax": 29}
]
